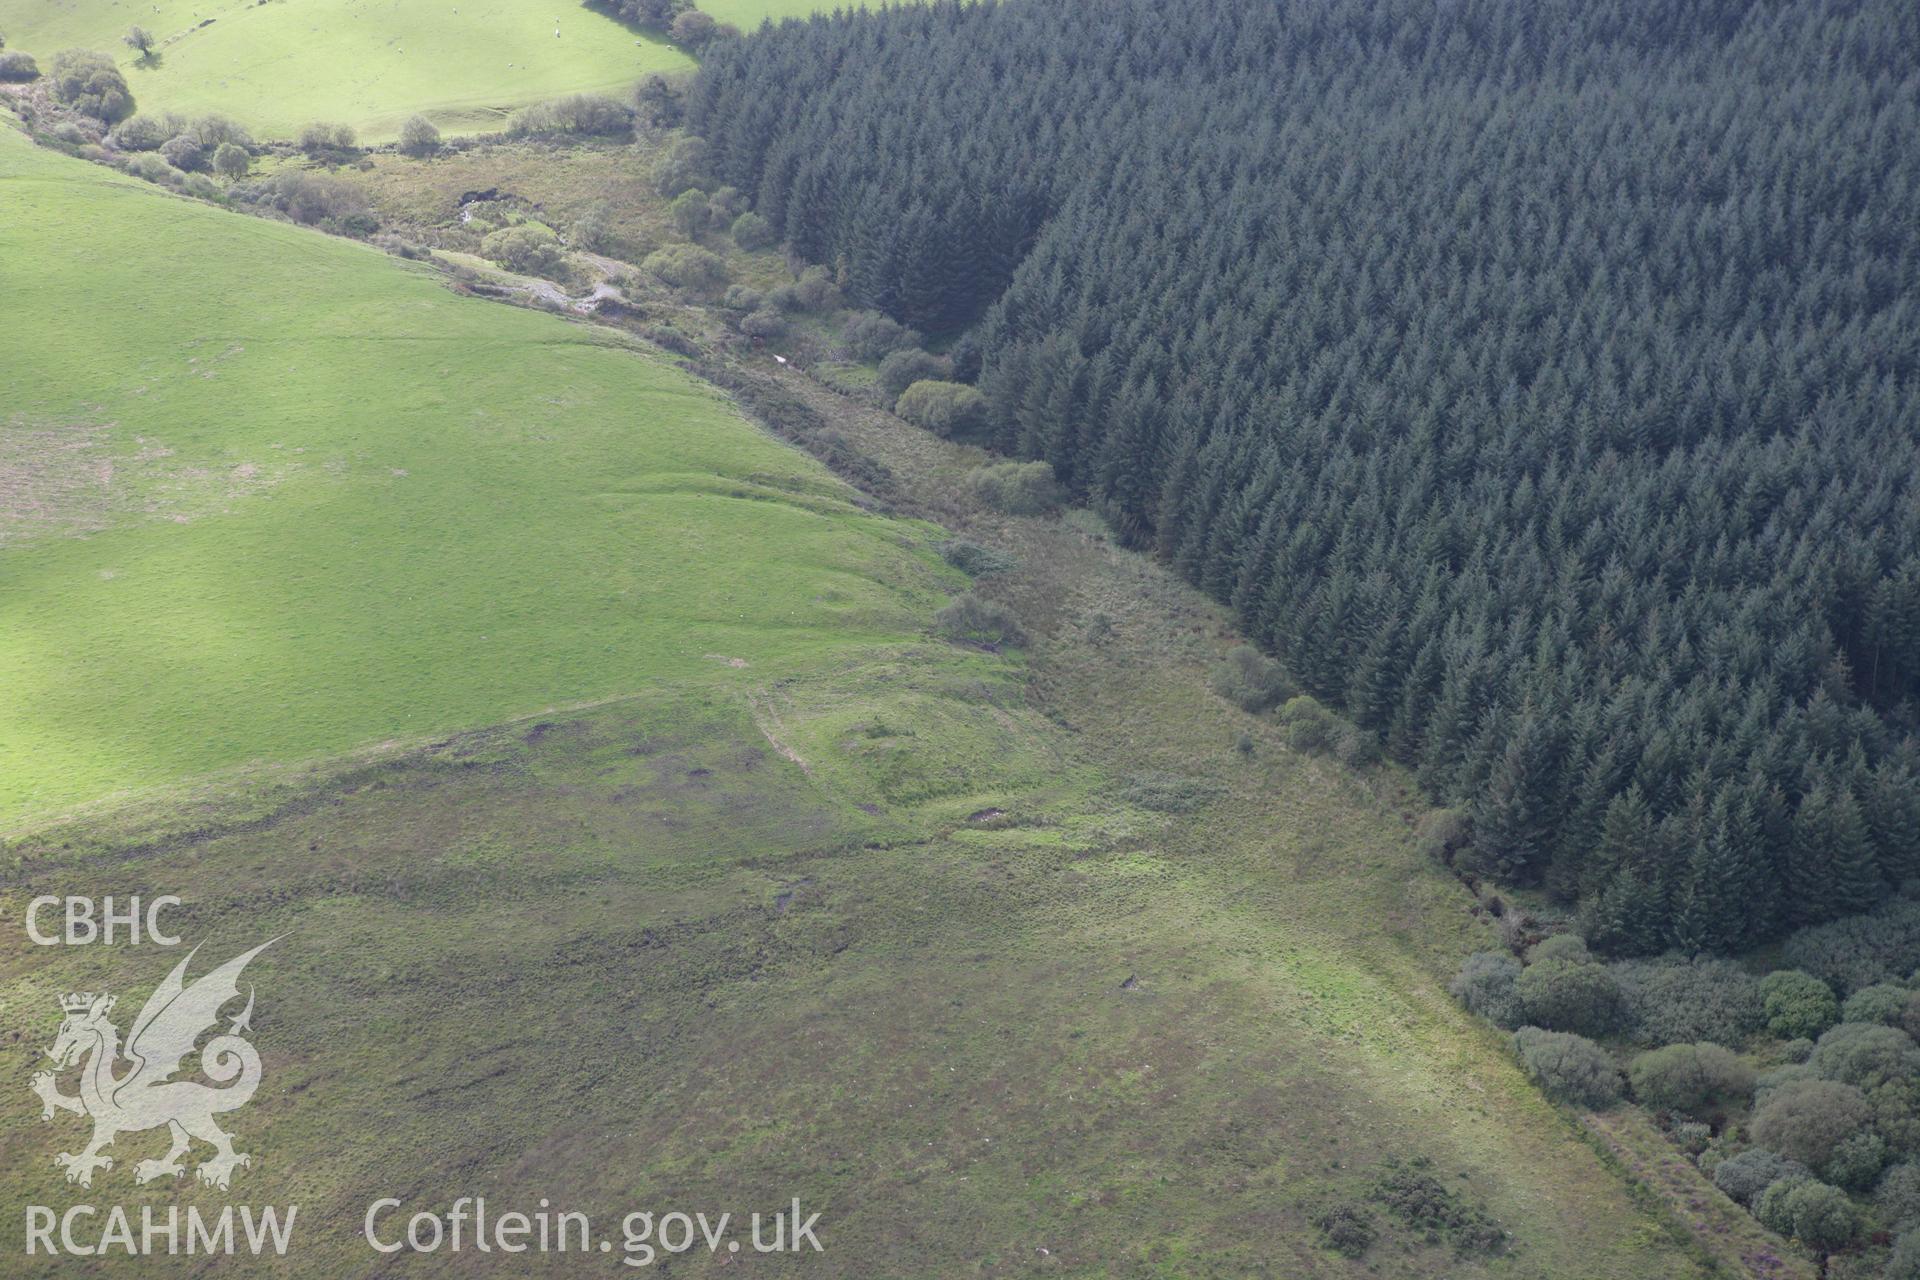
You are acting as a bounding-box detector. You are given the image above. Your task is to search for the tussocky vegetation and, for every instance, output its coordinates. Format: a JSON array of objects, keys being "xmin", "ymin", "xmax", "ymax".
[
  {"xmin": 0, "ymin": 117, "xmax": 1714, "ymax": 1277},
  {"xmin": 4, "ymin": 0, "xmax": 1917, "ymax": 1273}
]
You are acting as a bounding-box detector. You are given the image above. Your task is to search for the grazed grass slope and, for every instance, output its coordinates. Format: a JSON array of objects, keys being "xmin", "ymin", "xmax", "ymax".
[
  {"xmin": 0, "ymin": 0, "xmax": 688, "ymax": 140},
  {"xmin": 0, "ymin": 101, "xmax": 1742, "ymax": 1275},
  {"xmin": 1, "ymin": 127, "xmax": 1716, "ymax": 1273},
  {"xmin": 0, "ymin": 124, "xmax": 967, "ymax": 822},
  {"xmin": 0, "ymin": 423, "xmax": 1716, "ymax": 1277}
]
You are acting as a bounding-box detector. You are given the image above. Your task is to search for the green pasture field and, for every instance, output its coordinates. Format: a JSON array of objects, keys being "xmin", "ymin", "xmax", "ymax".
[
  {"xmin": 0, "ymin": 95, "xmax": 1755, "ymax": 1278},
  {"xmin": 0, "ymin": 0, "xmax": 689, "ymax": 140},
  {"xmin": 0, "ymin": 343, "xmax": 1720, "ymax": 1273},
  {"xmin": 0, "ymin": 122, "xmax": 966, "ymax": 824}
]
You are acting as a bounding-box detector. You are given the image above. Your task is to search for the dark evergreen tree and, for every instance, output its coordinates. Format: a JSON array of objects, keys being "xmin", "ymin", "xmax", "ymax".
[
  {"xmin": 687, "ymin": 0, "xmax": 1920, "ymax": 952},
  {"xmin": 1471, "ymin": 714, "xmax": 1559, "ymax": 882}
]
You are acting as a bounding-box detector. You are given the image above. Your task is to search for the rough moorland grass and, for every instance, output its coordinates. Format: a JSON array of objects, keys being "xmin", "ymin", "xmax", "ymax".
[
  {"xmin": 0, "ymin": 0, "xmax": 688, "ymax": 140},
  {"xmin": 0, "ymin": 125, "xmax": 960, "ymax": 823},
  {"xmin": 0, "ymin": 552, "xmax": 1708, "ymax": 1278},
  {"xmin": 0, "ymin": 122, "xmax": 1713, "ymax": 1277},
  {"xmin": 358, "ymin": 136, "xmax": 678, "ymax": 257}
]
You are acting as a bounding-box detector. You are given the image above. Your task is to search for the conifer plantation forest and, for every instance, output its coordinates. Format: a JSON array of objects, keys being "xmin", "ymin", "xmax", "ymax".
[
  {"xmin": 689, "ymin": 0, "xmax": 1920, "ymax": 957},
  {"xmin": 11, "ymin": 0, "xmax": 1920, "ymax": 1272}
]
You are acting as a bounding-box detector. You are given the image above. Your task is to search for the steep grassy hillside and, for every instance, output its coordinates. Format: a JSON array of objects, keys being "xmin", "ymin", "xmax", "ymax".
[
  {"xmin": 0, "ymin": 122, "xmax": 962, "ymax": 822},
  {"xmin": 0, "ymin": 461, "xmax": 1721, "ymax": 1280},
  {"xmin": 0, "ymin": 0, "xmax": 687, "ymax": 140},
  {"xmin": 0, "ymin": 122, "xmax": 1735, "ymax": 1278}
]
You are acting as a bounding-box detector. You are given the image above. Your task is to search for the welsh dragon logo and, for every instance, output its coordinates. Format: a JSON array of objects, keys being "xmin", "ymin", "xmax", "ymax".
[{"xmin": 30, "ymin": 940, "xmax": 277, "ymax": 1190}]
